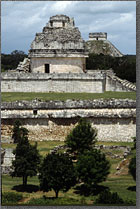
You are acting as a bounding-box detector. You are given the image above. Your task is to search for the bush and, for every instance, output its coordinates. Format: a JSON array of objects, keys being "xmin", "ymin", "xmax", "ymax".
[
  {"xmin": 129, "ymin": 155, "xmax": 136, "ymax": 181},
  {"xmin": 95, "ymin": 190, "xmax": 124, "ymax": 205},
  {"xmin": 2, "ymin": 192, "xmax": 23, "ymax": 205}
]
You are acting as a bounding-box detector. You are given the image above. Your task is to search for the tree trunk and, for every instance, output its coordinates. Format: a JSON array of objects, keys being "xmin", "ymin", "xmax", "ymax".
[
  {"xmin": 55, "ymin": 190, "xmax": 59, "ymax": 198},
  {"xmin": 23, "ymin": 175, "xmax": 28, "ymax": 186}
]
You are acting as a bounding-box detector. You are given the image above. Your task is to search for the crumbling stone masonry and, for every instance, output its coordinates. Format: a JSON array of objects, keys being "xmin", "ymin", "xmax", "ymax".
[
  {"xmin": 1, "ymin": 99, "xmax": 136, "ymax": 142},
  {"xmin": 29, "ymin": 14, "xmax": 88, "ymax": 74}
]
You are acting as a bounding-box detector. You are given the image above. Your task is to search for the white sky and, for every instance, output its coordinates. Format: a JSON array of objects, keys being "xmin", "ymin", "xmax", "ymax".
[{"xmin": 1, "ymin": 1, "xmax": 136, "ymax": 55}]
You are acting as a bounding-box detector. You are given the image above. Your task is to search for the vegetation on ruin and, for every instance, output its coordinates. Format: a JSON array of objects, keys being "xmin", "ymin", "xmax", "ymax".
[
  {"xmin": 86, "ymin": 54, "xmax": 136, "ymax": 83},
  {"xmin": 1, "ymin": 50, "xmax": 27, "ymax": 72},
  {"xmin": 1, "ymin": 91, "xmax": 136, "ymax": 102}
]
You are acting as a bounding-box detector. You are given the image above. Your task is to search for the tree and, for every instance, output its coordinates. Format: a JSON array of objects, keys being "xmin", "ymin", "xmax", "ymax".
[
  {"xmin": 39, "ymin": 153, "xmax": 77, "ymax": 198},
  {"xmin": 1, "ymin": 50, "xmax": 27, "ymax": 71},
  {"xmin": 76, "ymin": 149, "xmax": 110, "ymax": 187},
  {"xmin": 12, "ymin": 120, "xmax": 29, "ymax": 143},
  {"xmin": 11, "ymin": 128, "xmax": 41, "ymax": 186},
  {"xmin": 65, "ymin": 118, "xmax": 97, "ymax": 156},
  {"xmin": 129, "ymin": 155, "xmax": 136, "ymax": 181},
  {"xmin": 128, "ymin": 137, "xmax": 136, "ymax": 181}
]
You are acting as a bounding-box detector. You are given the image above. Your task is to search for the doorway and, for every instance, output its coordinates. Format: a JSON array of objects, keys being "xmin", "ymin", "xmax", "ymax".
[{"xmin": 45, "ymin": 64, "xmax": 50, "ymax": 73}]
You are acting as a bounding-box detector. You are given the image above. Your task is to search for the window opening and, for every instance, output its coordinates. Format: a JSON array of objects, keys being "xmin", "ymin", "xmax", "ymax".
[{"xmin": 45, "ymin": 64, "xmax": 50, "ymax": 73}]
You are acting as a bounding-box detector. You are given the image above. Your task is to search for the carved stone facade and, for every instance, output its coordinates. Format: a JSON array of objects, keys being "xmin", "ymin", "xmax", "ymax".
[{"xmin": 28, "ymin": 15, "xmax": 88, "ymax": 73}]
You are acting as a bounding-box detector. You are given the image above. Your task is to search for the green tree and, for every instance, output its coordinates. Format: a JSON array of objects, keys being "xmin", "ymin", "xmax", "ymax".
[
  {"xmin": 39, "ymin": 153, "xmax": 77, "ymax": 198},
  {"xmin": 12, "ymin": 120, "xmax": 28, "ymax": 143},
  {"xmin": 1, "ymin": 50, "xmax": 27, "ymax": 71},
  {"xmin": 128, "ymin": 137, "xmax": 136, "ymax": 181},
  {"xmin": 11, "ymin": 129, "xmax": 41, "ymax": 186},
  {"xmin": 129, "ymin": 155, "xmax": 136, "ymax": 181},
  {"xmin": 76, "ymin": 149, "xmax": 110, "ymax": 187},
  {"xmin": 65, "ymin": 118, "xmax": 97, "ymax": 156}
]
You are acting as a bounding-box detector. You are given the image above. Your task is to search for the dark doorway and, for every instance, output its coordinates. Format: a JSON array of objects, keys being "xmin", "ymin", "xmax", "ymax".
[{"xmin": 45, "ymin": 64, "xmax": 50, "ymax": 73}]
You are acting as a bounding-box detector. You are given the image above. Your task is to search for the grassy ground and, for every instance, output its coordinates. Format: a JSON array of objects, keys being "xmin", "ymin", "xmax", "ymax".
[
  {"xmin": 2, "ymin": 174, "xmax": 136, "ymax": 206},
  {"xmin": 1, "ymin": 141, "xmax": 134, "ymax": 154},
  {"xmin": 2, "ymin": 140, "xmax": 136, "ymax": 206},
  {"xmin": 1, "ymin": 91, "xmax": 136, "ymax": 102}
]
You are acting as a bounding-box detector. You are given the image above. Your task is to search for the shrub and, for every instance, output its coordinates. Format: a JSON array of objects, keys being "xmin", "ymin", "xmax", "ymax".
[
  {"xmin": 95, "ymin": 190, "xmax": 124, "ymax": 205},
  {"xmin": 129, "ymin": 154, "xmax": 136, "ymax": 181},
  {"xmin": 2, "ymin": 192, "xmax": 23, "ymax": 205}
]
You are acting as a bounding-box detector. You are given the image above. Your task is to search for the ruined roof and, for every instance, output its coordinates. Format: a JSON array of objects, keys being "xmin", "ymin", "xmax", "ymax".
[{"xmin": 29, "ymin": 15, "xmax": 88, "ymax": 58}]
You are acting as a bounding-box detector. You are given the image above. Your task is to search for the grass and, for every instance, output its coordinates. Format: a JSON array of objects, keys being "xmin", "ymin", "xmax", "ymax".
[
  {"xmin": 2, "ymin": 141, "xmax": 64, "ymax": 157},
  {"xmin": 1, "ymin": 91, "xmax": 136, "ymax": 102},
  {"xmin": 1, "ymin": 140, "xmax": 136, "ymax": 206},
  {"xmin": 2, "ymin": 174, "xmax": 136, "ymax": 206},
  {"xmin": 1, "ymin": 140, "xmax": 133, "ymax": 152}
]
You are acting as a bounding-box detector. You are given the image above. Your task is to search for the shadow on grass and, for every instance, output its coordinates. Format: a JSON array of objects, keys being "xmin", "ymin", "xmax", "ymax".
[
  {"xmin": 127, "ymin": 186, "xmax": 136, "ymax": 191},
  {"xmin": 12, "ymin": 184, "xmax": 39, "ymax": 193},
  {"xmin": 74, "ymin": 184, "xmax": 109, "ymax": 196}
]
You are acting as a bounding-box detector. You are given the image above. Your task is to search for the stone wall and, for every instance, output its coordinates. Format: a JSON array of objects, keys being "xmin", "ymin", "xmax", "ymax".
[
  {"xmin": 1, "ymin": 71, "xmax": 105, "ymax": 93},
  {"xmin": 31, "ymin": 57, "xmax": 85, "ymax": 73},
  {"xmin": 1, "ymin": 99, "xmax": 136, "ymax": 142}
]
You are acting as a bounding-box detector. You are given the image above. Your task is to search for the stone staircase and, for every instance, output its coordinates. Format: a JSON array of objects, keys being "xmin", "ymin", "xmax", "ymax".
[{"xmin": 107, "ymin": 70, "xmax": 136, "ymax": 92}]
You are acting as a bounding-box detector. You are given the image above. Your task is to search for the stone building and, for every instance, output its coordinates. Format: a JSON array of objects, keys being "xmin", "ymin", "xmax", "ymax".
[
  {"xmin": 28, "ymin": 15, "xmax": 88, "ymax": 73},
  {"xmin": 89, "ymin": 32, "xmax": 107, "ymax": 41}
]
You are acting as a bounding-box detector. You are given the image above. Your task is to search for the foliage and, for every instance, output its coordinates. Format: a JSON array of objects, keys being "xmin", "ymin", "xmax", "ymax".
[
  {"xmin": 1, "ymin": 50, "xmax": 27, "ymax": 71},
  {"xmin": 39, "ymin": 153, "xmax": 77, "ymax": 198},
  {"xmin": 76, "ymin": 149, "xmax": 110, "ymax": 186},
  {"xmin": 11, "ymin": 130, "xmax": 41, "ymax": 186},
  {"xmin": 86, "ymin": 54, "xmax": 136, "ymax": 83},
  {"xmin": 2, "ymin": 192, "xmax": 23, "ymax": 205},
  {"xmin": 26, "ymin": 196, "xmax": 81, "ymax": 205},
  {"xmin": 95, "ymin": 189, "xmax": 124, "ymax": 205},
  {"xmin": 12, "ymin": 120, "xmax": 29, "ymax": 143},
  {"xmin": 132, "ymin": 137, "xmax": 136, "ymax": 150},
  {"xmin": 65, "ymin": 118, "xmax": 97, "ymax": 156},
  {"xmin": 128, "ymin": 137, "xmax": 136, "ymax": 181},
  {"xmin": 129, "ymin": 155, "xmax": 136, "ymax": 181}
]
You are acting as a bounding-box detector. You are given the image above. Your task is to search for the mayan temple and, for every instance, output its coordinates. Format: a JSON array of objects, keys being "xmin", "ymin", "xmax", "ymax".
[{"xmin": 28, "ymin": 14, "xmax": 88, "ymax": 73}]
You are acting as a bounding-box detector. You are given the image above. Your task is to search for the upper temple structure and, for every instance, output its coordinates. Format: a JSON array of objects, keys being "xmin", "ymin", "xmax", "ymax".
[
  {"xmin": 28, "ymin": 14, "xmax": 88, "ymax": 73},
  {"xmin": 2, "ymin": 14, "xmax": 135, "ymax": 93}
]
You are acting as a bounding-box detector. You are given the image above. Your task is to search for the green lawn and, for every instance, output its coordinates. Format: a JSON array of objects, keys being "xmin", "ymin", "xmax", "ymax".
[
  {"xmin": 1, "ymin": 91, "xmax": 136, "ymax": 102},
  {"xmin": 1, "ymin": 140, "xmax": 134, "ymax": 155},
  {"xmin": 2, "ymin": 174, "xmax": 136, "ymax": 206}
]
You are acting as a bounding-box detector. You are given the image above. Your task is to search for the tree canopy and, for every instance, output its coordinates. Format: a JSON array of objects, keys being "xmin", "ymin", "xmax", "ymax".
[
  {"xmin": 86, "ymin": 54, "xmax": 136, "ymax": 83},
  {"xmin": 76, "ymin": 149, "xmax": 110, "ymax": 186},
  {"xmin": 11, "ymin": 127, "xmax": 41, "ymax": 186},
  {"xmin": 65, "ymin": 118, "xmax": 97, "ymax": 156},
  {"xmin": 1, "ymin": 50, "xmax": 27, "ymax": 72},
  {"xmin": 39, "ymin": 153, "xmax": 77, "ymax": 198}
]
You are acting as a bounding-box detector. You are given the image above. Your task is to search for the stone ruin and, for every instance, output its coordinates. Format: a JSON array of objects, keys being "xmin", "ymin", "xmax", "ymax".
[{"xmin": 16, "ymin": 14, "xmax": 123, "ymax": 73}]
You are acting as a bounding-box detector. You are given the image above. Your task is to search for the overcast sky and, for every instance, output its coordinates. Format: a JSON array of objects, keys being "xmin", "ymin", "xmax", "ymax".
[{"xmin": 1, "ymin": 1, "xmax": 136, "ymax": 55}]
